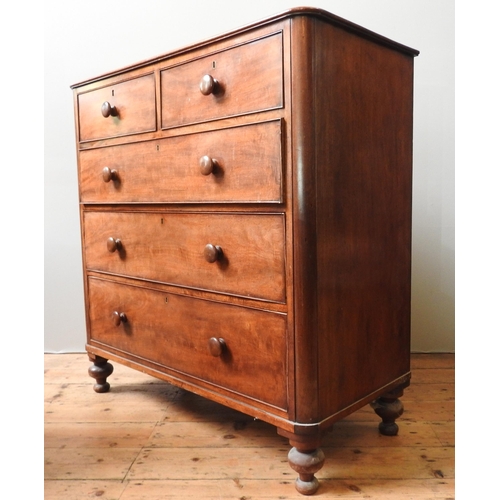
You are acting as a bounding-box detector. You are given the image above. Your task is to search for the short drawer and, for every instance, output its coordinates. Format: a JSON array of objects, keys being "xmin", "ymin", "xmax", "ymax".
[
  {"xmin": 77, "ymin": 74, "xmax": 156, "ymax": 142},
  {"xmin": 161, "ymin": 32, "xmax": 283, "ymax": 129},
  {"xmin": 87, "ymin": 277, "xmax": 287, "ymax": 409},
  {"xmin": 79, "ymin": 120, "xmax": 283, "ymax": 203},
  {"xmin": 84, "ymin": 211, "xmax": 286, "ymax": 303}
]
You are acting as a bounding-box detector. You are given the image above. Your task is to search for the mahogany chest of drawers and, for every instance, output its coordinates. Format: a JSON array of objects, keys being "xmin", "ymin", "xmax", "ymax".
[{"xmin": 71, "ymin": 7, "xmax": 418, "ymax": 494}]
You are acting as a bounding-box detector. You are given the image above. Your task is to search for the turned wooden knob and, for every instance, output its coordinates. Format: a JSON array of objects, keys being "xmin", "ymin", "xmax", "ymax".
[
  {"xmin": 107, "ymin": 237, "xmax": 122, "ymax": 253},
  {"xmin": 199, "ymin": 155, "xmax": 219, "ymax": 175},
  {"xmin": 102, "ymin": 166, "xmax": 118, "ymax": 182},
  {"xmin": 112, "ymin": 311, "xmax": 127, "ymax": 326},
  {"xmin": 208, "ymin": 337, "xmax": 226, "ymax": 357},
  {"xmin": 199, "ymin": 74, "xmax": 219, "ymax": 95},
  {"xmin": 101, "ymin": 101, "xmax": 117, "ymax": 117},
  {"xmin": 204, "ymin": 244, "xmax": 222, "ymax": 263}
]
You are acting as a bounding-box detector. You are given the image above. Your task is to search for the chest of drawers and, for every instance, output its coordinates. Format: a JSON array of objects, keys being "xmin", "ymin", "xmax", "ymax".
[{"xmin": 71, "ymin": 7, "xmax": 418, "ymax": 495}]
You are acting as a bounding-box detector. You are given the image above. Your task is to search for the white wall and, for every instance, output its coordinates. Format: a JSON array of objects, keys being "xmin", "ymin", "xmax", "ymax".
[{"xmin": 45, "ymin": 0, "xmax": 455, "ymax": 352}]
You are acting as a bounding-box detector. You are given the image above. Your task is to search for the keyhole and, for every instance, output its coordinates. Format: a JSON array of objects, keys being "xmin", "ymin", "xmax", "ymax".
[
  {"xmin": 112, "ymin": 90, "xmax": 115, "ymax": 96},
  {"xmin": 212, "ymin": 61, "xmax": 216, "ymax": 69}
]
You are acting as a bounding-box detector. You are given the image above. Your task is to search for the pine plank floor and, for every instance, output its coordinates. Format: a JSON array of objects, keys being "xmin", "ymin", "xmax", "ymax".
[{"xmin": 44, "ymin": 353, "xmax": 455, "ymax": 499}]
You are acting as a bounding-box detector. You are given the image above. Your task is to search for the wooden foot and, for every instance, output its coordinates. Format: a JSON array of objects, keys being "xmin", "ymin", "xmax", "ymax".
[
  {"xmin": 288, "ymin": 446, "xmax": 325, "ymax": 495},
  {"xmin": 278, "ymin": 429, "xmax": 325, "ymax": 495},
  {"xmin": 88, "ymin": 355, "xmax": 114, "ymax": 393},
  {"xmin": 370, "ymin": 388, "xmax": 404, "ymax": 436}
]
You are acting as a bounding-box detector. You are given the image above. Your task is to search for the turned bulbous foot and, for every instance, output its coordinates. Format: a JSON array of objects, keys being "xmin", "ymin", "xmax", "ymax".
[
  {"xmin": 288, "ymin": 446, "xmax": 325, "ymax": 495},
  {"xmin": 88, "ymin": 357, "xmax": 114, "ymax": 393},
  {"xmin": 371, "ymin": 395, "xmax": 404, "ymax": 436}
]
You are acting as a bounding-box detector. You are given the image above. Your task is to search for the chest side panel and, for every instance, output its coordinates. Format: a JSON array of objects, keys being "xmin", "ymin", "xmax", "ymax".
[{"xmin": 312, "ymin": 20, "xmax": 414, "ymax": 418}]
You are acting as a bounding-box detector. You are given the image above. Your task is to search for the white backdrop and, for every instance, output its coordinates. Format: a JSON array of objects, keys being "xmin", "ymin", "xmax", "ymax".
[{"xmin": 44, "ymin": 0, "xmax": 455, "ymax": 352}]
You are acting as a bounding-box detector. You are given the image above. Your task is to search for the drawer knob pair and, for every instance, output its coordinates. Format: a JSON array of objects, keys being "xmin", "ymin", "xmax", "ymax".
[
  {"xmin": 102, "ymin": 167, "xmax": 118, "ymax": 182},
  {"xmin": 101, "ymin": 101, "xmax": 118, "ymax": 118},
  {"xmin": 199, "ymin": 155, "xmax": 219, "ymax": 176},
  {"xmin": 208, "ymin": 337, "xmax": 226, "ymax": 357},
  {"xmin": 199, "ymin": 74, "xmax": 220, "ymax": 96}
]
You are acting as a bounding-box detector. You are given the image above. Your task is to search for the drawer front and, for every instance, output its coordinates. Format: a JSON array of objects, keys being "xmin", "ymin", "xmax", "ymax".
[
  {"xmin": 88, "ymin": 277, "xmax": 287, "ymax": 409},
  {"xmin": 161, "ymin": 32, "xmax": 283, "ymax": 129},
  {"xmin": 79, "ymin": 120, "xmax": 283, "ymax": 203},
  {"xmin": 84, "ymin": 211, "xmax": 286, "ymax": 303},
  {"xmin": 78, "ymin": 74, "xmax": 156, "ymax": 142}
]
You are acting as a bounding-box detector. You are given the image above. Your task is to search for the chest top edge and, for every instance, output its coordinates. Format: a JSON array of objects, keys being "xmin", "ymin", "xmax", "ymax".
[{"xmin": 70, "ymin": 6, "xmax": 419, "ymax": 90}]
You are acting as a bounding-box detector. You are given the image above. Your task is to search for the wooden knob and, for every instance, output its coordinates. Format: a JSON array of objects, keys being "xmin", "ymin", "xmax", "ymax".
[
  {"xmin": 208, "ymin": 337, "xmax": 226, "ymax": 357},
  {"xmin": 200, "ymin": 74, "xmax": 219, "ymax": 96},
  {"xmin": 107, "ymin": 237, "xmax": 122, "ymax": 253},
  {"xmin": 204, "ymin": 244, "xmax": 222, "ymax": 263},
  {"xmin": 102, "ymin": 167, "xmax": 118, "ymax": 182},
  {"xmin": 101, "ymin": 101, "xmax": 117, "ymax": 118},
  {"xmin": 199, "ymin": 155, "xmax": 219, "ymax": 175},
  {"xmin": 112, "ymin": 311, "xmax": 127, "ymax": 326}
]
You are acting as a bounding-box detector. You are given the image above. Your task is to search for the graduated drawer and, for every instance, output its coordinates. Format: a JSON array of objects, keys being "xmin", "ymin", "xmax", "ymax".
[
  {"xmin": 77, "ymin": 73, "xmax": 156, "ymax": 142},
  {"xmin": 161, "ymin": 32, "xmax": 283, "ymax": 129},
  {"xmin": 84, "ymin": 211, "xmax": 286, "ymax": 303},
  {"xmin": 87, "ymin": 277, "xmax": 287, "ymax": 410},
  {"xmin": 79, "ymin": 120, "xmax": 283, "ymax": 203}
]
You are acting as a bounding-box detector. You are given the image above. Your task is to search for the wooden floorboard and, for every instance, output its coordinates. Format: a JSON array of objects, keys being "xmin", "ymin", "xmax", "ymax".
[{"xmin": 44, "ymin": 353, "xmax": 455, "ymax": 499}]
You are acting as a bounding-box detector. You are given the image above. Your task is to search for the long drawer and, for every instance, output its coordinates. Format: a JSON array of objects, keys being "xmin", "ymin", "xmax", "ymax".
[
  {"xmin": 87, "ymin": 277, "xmax": 287, "ymax": 409},
  {"xmin": 77, "ymin": 73, "xmax": 156, "ymax": 142},
  {"xmin": 79, "ymin": 120, "xmax": 283, "ymax": 203},
  {"xmin": 83, "ymin": 211, "xmax": 286, "ymax": 303},
  {"xmin": 161, "ymin": 32, "xmax": 283, "ymax": 129}
]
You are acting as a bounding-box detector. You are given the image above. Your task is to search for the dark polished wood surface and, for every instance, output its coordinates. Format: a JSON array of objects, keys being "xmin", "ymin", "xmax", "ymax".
[
  {"xmin": 79, "ymin": 119, "xmax": 284, "ymax": 204},
  {"xmin": 78, "ymin": 73, "xmax": 156, "ymax": 142},
  {"xmin": 161, "ymin": 31, "xmax": 284, "ymax": 129},
  {"xmin": 83, "ymin": 211, "xmax": 286, "ymax": 302}
]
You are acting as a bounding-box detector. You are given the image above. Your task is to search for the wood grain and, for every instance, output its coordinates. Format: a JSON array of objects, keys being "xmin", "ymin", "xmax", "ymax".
[
  {"xmin": 70, "ymin": 9, "xmax": 420, "ymax": 494},
  {"xmin": 160, "ymin": 31, "xmax": 283, "ymax": 129},
  {"xmin": 86, "ymin": 277, "xmax": 288, "ymax": 409},
  {"xmin": 78, "ymin": 73, "xmax": 156, "ymax": 142},
  {"xmin": 83, "ymin": 211, "xmax": 286, "ymax": 302},
  {"xmin": 44, "ymin": 353, "xmax": 454, "ymax": 499},
  {"xmin": 79, "ymin": 119, "xmax": 283, "ymax": 204},
  {"xmin": 311, "ymin": 18, "xmax": 414, "ymax": 418}
]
